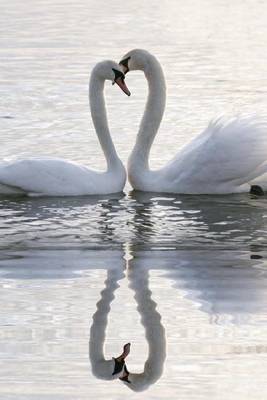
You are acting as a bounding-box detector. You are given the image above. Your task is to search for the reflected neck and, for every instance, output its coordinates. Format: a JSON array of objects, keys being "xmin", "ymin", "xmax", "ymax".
[
  {"xmin": 89, "ymin": 269, "xmax": 122, "ymax": 362},
  {"xmin": 125, "ymin": 266, "xmax": 166, "ymax": 391}
]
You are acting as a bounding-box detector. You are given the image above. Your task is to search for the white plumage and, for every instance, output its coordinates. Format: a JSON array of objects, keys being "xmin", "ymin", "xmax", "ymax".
[
  {"xmin": 161, "ymin": 116, "xmax": 267, "ymax": 194},
  {"xmin": 0, "ymin": 158, "xmax": 124, "ymax": 196},
  {"xmin": 121, "ymin": 49, "xmax": 267, "ymax": 194},
  {"xmin": 0, "ymin": 60, "xmax": 127, "ymax": 196}
]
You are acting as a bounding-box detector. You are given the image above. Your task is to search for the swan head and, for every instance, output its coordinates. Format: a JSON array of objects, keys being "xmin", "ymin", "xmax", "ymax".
[
  {"xmin": 115, "ymin": 342, "xmax": 131, "ymax": 361},
  {"xmin": 93, "ymin": 60, "xmax": 131, "ymax": 96},
  {"xmin": 112, "ymin": 342, "xmax": 131, "ymax": 377},
  {"xmin": 119, "ymin": 49, "xmax": 153, "ymax": 74}
]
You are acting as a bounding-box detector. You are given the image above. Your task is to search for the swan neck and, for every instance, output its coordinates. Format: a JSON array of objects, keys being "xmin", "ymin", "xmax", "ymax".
[
  {"xmin": 126, "ymin": 266, "xmax": 166, "ymax": 391},
  {"xmin": 89, "ymin": 74, "xmax": 120, "ymax": 170},
  {"xmin": 89, "ymin": 270, "xmax": 121, "ymax": 362},
  {"xmin": 129, "ymin": 56, "xmax": 166, "ymax": 172}
]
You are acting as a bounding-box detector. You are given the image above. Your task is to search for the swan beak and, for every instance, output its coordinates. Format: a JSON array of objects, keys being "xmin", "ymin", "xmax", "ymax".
[{"xmin": 114, "ymin": 77, "xmax": 131, "ymax": 96}]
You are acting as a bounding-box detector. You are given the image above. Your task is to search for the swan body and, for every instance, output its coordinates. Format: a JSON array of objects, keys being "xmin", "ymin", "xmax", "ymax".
[
  {"xmin": 120, "ymin": 49, "xmax": 267, "ymax": 194},
  {"xmin": 0, "ymin": 157, "xmax": 125, "ymax": 196},
  {"xmin": 0, "ymin": 61, "xmax": 130, "ymax": 196}
]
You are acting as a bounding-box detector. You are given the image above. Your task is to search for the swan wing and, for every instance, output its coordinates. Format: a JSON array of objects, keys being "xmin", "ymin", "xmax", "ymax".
[{"xmin": 163, "ymin": 116, "xmax": 267, "ymax": 193}]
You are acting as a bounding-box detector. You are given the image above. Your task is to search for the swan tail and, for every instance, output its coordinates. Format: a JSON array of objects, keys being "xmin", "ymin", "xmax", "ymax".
[{"xmin": 249, "ymin": 165, "xmax": 267, "ymax": 190}]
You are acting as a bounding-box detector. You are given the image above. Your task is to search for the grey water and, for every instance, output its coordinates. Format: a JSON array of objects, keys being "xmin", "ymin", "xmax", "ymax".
[{"xmin": 1, "ymin": 0, "xmax": 267, "ymax": 398}]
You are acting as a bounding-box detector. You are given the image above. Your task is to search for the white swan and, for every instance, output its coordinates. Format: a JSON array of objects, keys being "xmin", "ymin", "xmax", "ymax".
[
  {"xmin": 119, "ymin": 49, "xmax": 267, "ymax": 194},
  {"xmin": 0, "ymin": 61, "xmax": 130, "ymax": 196}
]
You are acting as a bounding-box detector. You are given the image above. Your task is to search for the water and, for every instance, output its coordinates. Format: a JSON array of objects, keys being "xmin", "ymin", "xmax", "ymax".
[
  {"xmin": 0, "ymin": 192, "xmax": 267, "ymax": 250},
  {"xmin": 1, "ymin": 249, "xmax": 267, "ymax": 399},
  {"xmin": 1, "ymin": 0, "xmax": 267, "ymax": 398}
]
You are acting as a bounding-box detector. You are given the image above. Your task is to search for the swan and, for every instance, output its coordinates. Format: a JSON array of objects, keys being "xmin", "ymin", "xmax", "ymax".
[
  {"xmin": 0, "ymin": 61, "xmax": 130, "ymax": 196},
  {"xmin": 119, "ymin": 49, "xmax": 267, "ymax": 194}
]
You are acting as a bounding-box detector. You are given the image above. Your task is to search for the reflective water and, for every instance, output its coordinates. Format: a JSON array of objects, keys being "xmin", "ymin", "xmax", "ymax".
[
  {"xmin": 1, "ymin": 249, "xmax": 267, "ymax": 399},
  {"xmin": 1, "ymin": 0, "xmax": 267, "ymax": 398},
  {"xmin": 0, "ymin": 192, "xmax": 267, "ymax": 250}
]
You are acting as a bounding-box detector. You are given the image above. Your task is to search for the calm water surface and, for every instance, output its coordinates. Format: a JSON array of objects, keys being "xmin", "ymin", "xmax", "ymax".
[{"xmin": 1, "ymin": 0, "xmax": 267, "ymax": 399}]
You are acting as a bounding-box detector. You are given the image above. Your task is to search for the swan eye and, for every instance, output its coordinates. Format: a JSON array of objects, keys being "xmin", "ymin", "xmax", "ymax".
[
  {"xmin": 112, "ymin": 68, "xmax": 125, "ymax": 83},
  {"xmin": 119, "ymin": 57, "xmax": 131, "ymax": 74}
]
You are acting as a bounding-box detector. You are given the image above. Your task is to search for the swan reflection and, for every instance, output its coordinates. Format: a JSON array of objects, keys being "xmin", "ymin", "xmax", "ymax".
[
  {"xmin": 131, "ymin": 249, "xmax": 267, "ymax": 323},
  {"xmin": 89, "ymin": 254, "xmax": 166, "ymax": 391},
  {"xmin": 120, "ymin": 257, "xmax": 166, "ymax": 391},
  {"xmin": 89, "ymin": 267, "xmax": 130, "ymax": 380},
  {"xmin": 88, "ymin": 245, "xmax": 267, "ymax": 390}
]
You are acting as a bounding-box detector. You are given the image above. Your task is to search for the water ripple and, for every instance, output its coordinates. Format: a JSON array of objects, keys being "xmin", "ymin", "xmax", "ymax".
[{"xmin": 0, "ymin": 192, "xmax": 266, "ymax": 250}]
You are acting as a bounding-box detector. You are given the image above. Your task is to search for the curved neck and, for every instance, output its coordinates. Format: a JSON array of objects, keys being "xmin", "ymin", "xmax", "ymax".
[
  {"xmin": 129, "ymin": 55, "xmax": 166, "ymax": 172},
  {"xmin": 89, "ymin": 269, "xmax": 123, "ymax": 364},
  {"xmin": 89, "ymin": 72, "xmax": 120, "ymax": 170},
  {"xmin": 125, "ymin": 265, "xmax": 166, "ymax": 391}
]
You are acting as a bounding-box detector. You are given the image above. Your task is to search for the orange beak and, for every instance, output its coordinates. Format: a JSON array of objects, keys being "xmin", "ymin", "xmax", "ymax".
[{"xmin": 114, "ymin": 77, "xmax": 131, "ymax": 96}]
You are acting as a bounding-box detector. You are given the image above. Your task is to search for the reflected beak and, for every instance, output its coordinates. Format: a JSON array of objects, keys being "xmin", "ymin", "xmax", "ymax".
[
  {"xmin": 114, "ymin": 77, "xmax": 131, "ymax": 96},
  {"xmin": 122, "ymin": 342, "xmax": 131, "ymax": 358}
]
